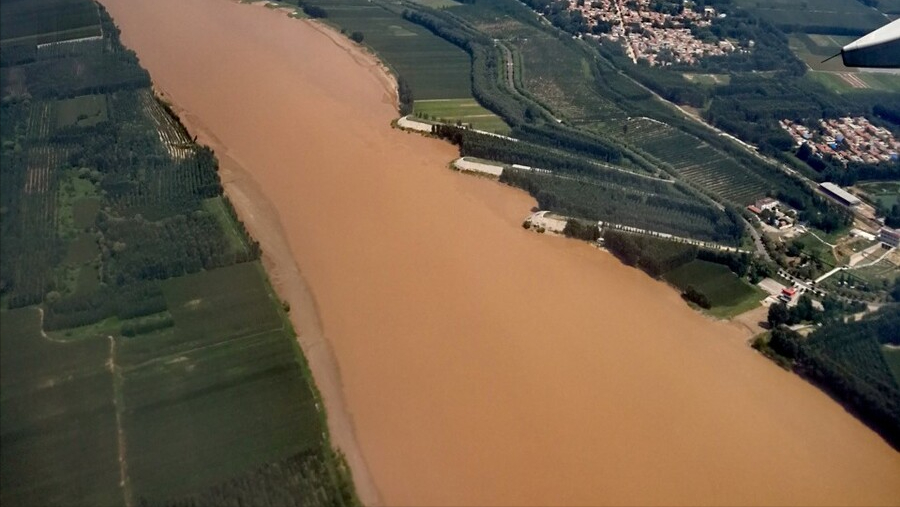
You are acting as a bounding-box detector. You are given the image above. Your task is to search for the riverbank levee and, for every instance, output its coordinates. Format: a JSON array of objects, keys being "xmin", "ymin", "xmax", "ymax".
[{"xmin": 100, "ymin": 0, "xmax": 900, "ymax": 505}]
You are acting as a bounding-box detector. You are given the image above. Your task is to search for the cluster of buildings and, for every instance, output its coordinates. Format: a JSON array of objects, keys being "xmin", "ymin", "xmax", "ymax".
[
  {"xmin": 567, "ymin": 0, "xmax": 738, "ymax": 65},
  {"xmin": 747, "ymin": 197, "xmax": 796, "ymax": 230},
  {"xmin": 780, "ymin": 117, "xmax": 900, "ymax": 165}
]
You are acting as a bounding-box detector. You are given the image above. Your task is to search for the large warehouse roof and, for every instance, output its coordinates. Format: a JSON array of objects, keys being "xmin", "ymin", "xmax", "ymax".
[{"xmin": 820, "ymin": 182, "xmax": 861, "ymax": 206}]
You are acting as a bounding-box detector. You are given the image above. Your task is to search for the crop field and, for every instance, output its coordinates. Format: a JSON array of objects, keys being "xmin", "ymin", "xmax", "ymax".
[
  {"xmin": 733, "ymin": 0, "xmax": 888, "ymax": 35},
  {"xmin": 64, "ymin": 232, "xmax": 99, "ymax": 264},
  {"xmin": 140, "ymin": 90, "xmax": 192, "ymax": 159},
  {"xmin": 807, "ymin": 321, "xmax": 900, "ymax": 391},
  {"xmin": 121, "ymin": 262, "xmax": 322, "ymax": 503},
  {"xmin": 55, "ymin": 94, "xmax": 108, "ymax": 128},
  {"xmin": 413, "ymin": 98, "xmax": 509, "ymax": 133},
  {"xmin": 621, "ymin": 118, "xmax": 770, "ymax": 205},
  {"xmin": 165, "ymin": 449, "xmax": 355, "ymax": 507},
  {"xmin": 788, "ymin": 34, "xmax": 900, "ymax": 93},
  {"xmin": 452, "ymin": 0, "xmax": 782, "ymax": 207},
  {"xmin": 853, "ymin": 72, "xmax": 900, "ymax": 92},
  {"xmin": 2, "ymin": 4, "xmax": 352, "ymax": 503},
  {"xmin": 452, "ymin": 0, "xmax": 632, "ymax": 123},
  {"xmin": 308, "ymin": 0, "xmax": 473, "ymax": 99},
  {"xmin": 75, "ymin": 264, "xmax": 101, "ymax": 294},
  {"xmin": 27, "ymin": 101, "xmax": 56, "ymax": 139},
  {"xmin": 788, "ymin": 34, "xmax": 855, "ymax": 72},
  {"xmin": 517, "ymin": 34, "xmax": 627, "ymax": 123},
  {"xmin": 73, "ymin": 197, "xmax": 101, "ymax": 229},
  {"xmin": 0, "ymin": 308, "xmax": 123, "ymax": 507},
  {"xmin": 682, "ymin": 73, "xmax": 731, "ymax": 85},
  {"xmin": 858, "ymin": 180, "xmax": 900, "ymax": 209},
  {"xmin": 885, "ymin": 347, "xmax": 900, "ymax": 386},
  {"xmin": 407, "ymin": 0, "xmax": 461, "ymax": 8},
  {"xmin": 807, "ymin": 70, "xmax": 900, "ymax": 93},
  {"xmin": 1, "ymin": 264, "xmax": 328, "ymax": 505},
  {"xmin": 664, "ymin": 260, "xmax": 762, "ymax": 316},
  {"xmin": 0, "ymin": 0, "xmax": 100, "ymax": 44},
  {"xmin": 852, "ymin": 258, "xmax": 900, "ymax": 286},
  {"xmin": 5, "ymin": 143, "xmax": 63, "ymax": 305},
  {"xmin": 794, "ymin": 232, "xmax": 838, "ymax": 267},
  {"xmin": 502, "ymin": 168, "xmax": 741, "ymax": 242},
  {"xmin": 203, "ymin": 197, "xmax": 251, "ymax": 256}
]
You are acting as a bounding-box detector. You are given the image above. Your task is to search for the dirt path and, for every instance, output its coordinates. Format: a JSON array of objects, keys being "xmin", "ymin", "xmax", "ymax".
[{"xmin": 108, "ymin": 335, "xmax": 134, "ymax": 507}]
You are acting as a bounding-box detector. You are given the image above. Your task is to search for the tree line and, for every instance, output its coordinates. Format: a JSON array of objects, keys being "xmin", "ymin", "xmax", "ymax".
[{"xmin": 766, "ymin": 305, "xmax": 900, "ymax": 450}]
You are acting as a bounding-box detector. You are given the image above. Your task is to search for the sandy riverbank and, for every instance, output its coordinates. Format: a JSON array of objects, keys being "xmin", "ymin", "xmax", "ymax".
[{"xmin": 100, "ymin": 0, "xmax": 900, "ymax": 505}]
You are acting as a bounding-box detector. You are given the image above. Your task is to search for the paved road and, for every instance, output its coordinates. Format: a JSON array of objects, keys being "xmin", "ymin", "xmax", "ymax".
[{"xmin": 741, "ymin": 217, "xmax": 772, "ymax": 262}]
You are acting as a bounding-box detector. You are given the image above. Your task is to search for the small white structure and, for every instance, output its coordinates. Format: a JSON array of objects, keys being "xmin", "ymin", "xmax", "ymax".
[
  {"xmin": 755, "ymin": 197, "xmax": 779, "ymax": 211},
  {"xmin": 452, "ymin": 157, "xmax": 504, "ymax": 178},
  {"xmin": 396, "ymin": 115, "xmax": 433, "ymax": 133},
  {"xmin": 849, "ymin": 228, "xmax": 876, "ymax": 241}
]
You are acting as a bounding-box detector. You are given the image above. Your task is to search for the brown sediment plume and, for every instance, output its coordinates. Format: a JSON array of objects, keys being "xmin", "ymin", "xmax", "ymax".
[{"xmin": 100, "ymin": 0, "xmax": 900, "ymax": 505}]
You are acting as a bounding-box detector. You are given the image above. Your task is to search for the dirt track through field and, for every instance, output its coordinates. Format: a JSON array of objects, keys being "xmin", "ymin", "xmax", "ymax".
[{"xmin": 100, "ymin": 0, "xmax": 900, "ymax": 505}]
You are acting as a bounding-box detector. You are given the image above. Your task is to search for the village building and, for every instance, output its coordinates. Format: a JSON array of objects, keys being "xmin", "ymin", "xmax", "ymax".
[
  {"xmin": 879, "ymin": 226, "xmax": 900, "ymax": 248},
  {"xmin": 755, "ymin": 197, "xmax": 779, "ymax": 211},
  {"xmin": 780, "ymin": 117, "xmax": 900, "ymax": 165},
  {"xmin": 565, "ymin": 0, "xmax": 738, "ymax": 65}
]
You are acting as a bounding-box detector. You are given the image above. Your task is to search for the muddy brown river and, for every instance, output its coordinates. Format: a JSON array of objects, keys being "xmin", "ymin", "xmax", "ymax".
[{"xmin": 99, "ymin": 0, "xmax": 900, "ymax": 504}]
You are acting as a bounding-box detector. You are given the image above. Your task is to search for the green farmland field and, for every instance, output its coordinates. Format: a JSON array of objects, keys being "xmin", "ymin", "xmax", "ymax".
[
  {"xmin": 1, "ymin": 264, "xmax": 328, "ymax": 506},
  {"xmin": 414, "ymin": 98, "xmax": 509, "ymax": 133},
  {"xmin": 64, "ymin": 232, "xmax": 99, "ymax": 264},
  {"xmin": 789, "ymin": 34, "xmax": 856, "ymax": 72},
  {"xmin": 1, "ymin": 3, "xmax": 354, "ymax": 503},
  {"xmin": 407, "ymin": 0, "xmax": 461, "ymax": 8},
  {"xmin": 452, "ymin": 0, "xmax": 783, "ymax": 207},
  {"xmin": 794, "ymin": 232, "xmax": 838, "ymax": 267},
  {"xmin": 665, "ymin": 260, "xmax": 763, "ymax": 317},
  {"xmin": 733, "ymin": 0, "xmax": 888, "ymax": 35},
  {"xmin": 120, "ymin": 262, "xmax": 323, "ymax": 502},
  {"xmin": 858, "ymin": 180, "xmax": 900, "ymax": 209},
  {"xmin": 0, "ymin": 0, "xmax": 100, "ymax": 44},
  {"xmin": 682, "ymin": 73, "xmax": 731, "ymax": 86},
  {"xmin": 885, "ymin": 347, "xmax": 900, "ymax": 386},
  {"xmin": 55, "ymin": 94, "xmax": 108, "ymax": 128},
  {"xmin": 621, "ymin": 118, "xmax": 770, "ymax": 205},
  {"xmin": 501, "ymin": 169, "xmax": 740, "ymax": 242},
  {"xmin": 309, "ymin": 0, "xmax": 473, "ymax": 99},
  {"xmin": 202, "ymin": 197, "xmax": 251, "ymax": 256},
  {"xmin": 72, "ymin": 197, "xmax": 101, "ymax": 229},
  {"xmin": 0, "ymin": 308, "xmax": 122, "ymax": 507},
  {"xmin": 807, "ymin": 71, "xmax": 900, "ymax": 93}
]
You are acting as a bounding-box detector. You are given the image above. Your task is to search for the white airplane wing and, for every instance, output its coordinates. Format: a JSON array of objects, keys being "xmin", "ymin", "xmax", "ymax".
[{"xmin": 841, "ymin": 19, "xmax": 900, "ymax": 68}]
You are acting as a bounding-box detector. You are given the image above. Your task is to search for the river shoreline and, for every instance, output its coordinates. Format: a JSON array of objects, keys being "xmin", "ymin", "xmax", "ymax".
[
  {"xmin": 154, "ymin": 93, "xmax": 384, "ymax": 506},
  {"xmin": 141, "ymin": 6, "xmax": 406, "ymax": 505},
  {"xmin": 101, "ymin": 0, "xmax": 900, "ymax": 504}
]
